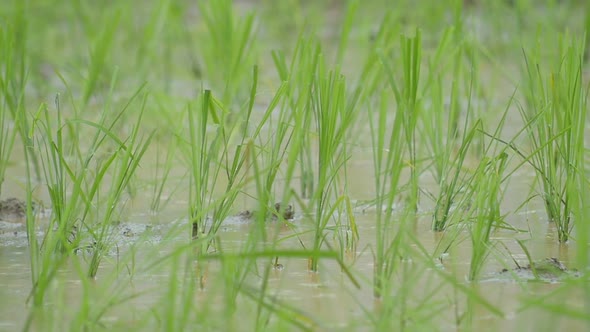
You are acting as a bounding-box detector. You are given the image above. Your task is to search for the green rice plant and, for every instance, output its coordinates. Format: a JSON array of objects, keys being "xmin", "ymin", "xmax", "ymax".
[
  {"xmin": 133, "ymin": 0, "xmax": 176, "ymax": 85},
  {"xmin": 26, "ymin": 99, "xmax": 81, "ymax": 306},
  {"xmin": 356, "ymin": 12, "xmax": 399, "ymax": 99},
  {"xmin": 410, "ymin": 225, "xmax": 505, "ymax": 323},
  {"xmin": 308, "ymin": 62, "xmax": 359, "ymax": 272},
  {"xmin": 585, "ymin": 5, "xmax": 590, "ymax": 61},
  {"xmin": 368, "ymin": 85, "xmax": 406, "ymax": 298},
  {"xmin": 185, "ymin": 89, "xmax": 234, "ymax": 247},
  {"xmin": 26, "ymin": 81, "xmax": 152, "ymax": 305},
  {"xmin": 519, "ymin": 37, "xmax": 587, "ymax": 243},
  {"xmin": 371, "ymin": 250, "xmax": 451, "ymax": 331},
  {"xmin": 368, "ymin": 215, "xmax": 505, "ymax": 329},
  {"xmin": 155, "ymin": 250, "xmax": 199, "ymax": 332},
  {"xmin": 276, "ymin": 37, "xmax": 358, "ymax": 270},
  {"xmin": 197, "ymin": 0, "xmax": 257, "ymax": 105},
  {"xmin": 192, "ymin": 79, "xmax": 291, "ymax": 321},
  {"xmin": 571, "ymin": 132, "xmax": 590, "ymax": 323},
  {"xmin": 202, "ymin": 247, "xmax": 358, "ymax": 322},
  {"xmin": 248, "ymin": 96, "xmax": 294, "ymax": 234},
  {"xmin": 85, "ymin": 94, "xmax": 153, "ymax": 278},
  {"xmin": 364, "ymin": 27, "xmax": 427, "ymax": 298},
  {"xmin": 271, "ymin": 1, "xmax": 357, "ymax": 212},
  {"xmin": 0, "ymin": 79, "xmax": 16, "ymax": 196},
  {"xmin": 186, "ymin": 66, "xmax": 286, "ymax": 250},
  {"xmin": 0, "ymin": 20, "xmax": 22, "ymax": 196},
  {"xmin": 383, "ymin": 29, "xmax": 422, "ymax": 211},
  {"xmin": 440, "ymin": 95, "xmax": 522, "ymax": 277},
  {"xmin": 81, "ymin": 10, "xmax": 120, "ymax": 106},
  {"xmin": 0, "ymin": 9, "xmax": 41, "ymax": 182},
  {"xmin": 271, "ymin": 34, "xmax": 321, "ymax": 199},
  {"xmin": 420, "ymin": 27, "xmax": 482, "ymax": 231},
  {"xmin": 431, "ymin": 119, "xmax": 479, "ymax": 232},
  {"xmin": 334, "ymin": 0, "xmax": 359, "ymax": 67},
  {"xmin": 149, "ymin": 137, "xmax": 179, "ymax": 213},
  {"xmin": 467, "ymin": 151, "xmax": 508, "ymax": 280}
]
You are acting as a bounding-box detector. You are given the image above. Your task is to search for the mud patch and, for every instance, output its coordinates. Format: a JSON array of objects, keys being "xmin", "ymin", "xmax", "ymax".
[{"xmin": 483, "ymin": 258, "xmax": 582, "ymax": 283}]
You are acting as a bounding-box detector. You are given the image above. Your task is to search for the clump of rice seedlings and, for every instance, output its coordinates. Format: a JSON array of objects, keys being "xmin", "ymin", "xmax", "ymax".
[
  {"xmin": 365, "ymin": 22, "xmax": 422, "ymax": 298},
  {"xmin": 420, "ymin": 26, "xmax": 482, "ymax": 231},
  {"xmin": 197, "ymin": 0, "xmax": 257, "ymax": 105},
  {"xmin": 367, "ymin": 84, "xmax": 406, "ymax": 299},
  {"xmin": 149, "ymin": 138, "xmax": 179, "ymax": 213},
  {"xmin": 154, "ymin": 251, "xmax": 200, "ymax": 331},
  {"xmin": 0, "ymin": 14, "xmax": 42, "ymax": 182},
  {"xmin": 185, "ymin": 89, "xmax": 237, "ymax": 247},
  {"xmin": 26, "ymin": 81, "xmax": 152, "ymax": 306},
  {"xmin": 274, "ymin": 30, "xmax": 360, "ymax": 268},
  {"xmin": 389, "ymin": 30, "xmax": 423, "ymax": 211},
  {"xmin": 26, "ymin": 102, "xmax": 75, "ymax": 306},
  {"xmin": 356, "ymin": 13, "xmax": 413, "ymax": 298},
  {"xmin": 196, "ymin": 75, "xmax": 291, "ymax": 320},
  {"xmin": 186, "ymin": 67, "xmax": 286, "ymax": 251},
  {"xmin": 0, "ymin": 21, "xmax": 23, "ymax": 196},
  {"xmin": 431, "ymin": 119, "xmax": 479, "ymax": 233},
  {"xmin": 467, "ymin": 150, "xmax": 508, "ymax": 280},
  {"xmin": 133, "ymin": 0, "xmax": 177, "ymax": 86},
  {"xmin": 356, "ymin": 12, "xmax": 400, "ymax": 101},
  {"xmin": 0, "ymin": 83, "xmax": 16, "ymax": 196},
  {"xmin": 272, "ymin": 34, "xmax": 321, "ymax": 199},
  {"xmin": 519, "ymin": 37, "xmax": 587, "ymax": 243},
  {"xmin": 332, "ymin": 0, "xmax": 361, "ymax": 257},
  {"xmin": 81, "ymin": 11, "xmax": 120, "ymax": 106},
  {"xmin": 440, "ymin": 96, "xmax": 517, "ymax": 279},
  {"xmin": 571, "ymin": 135, "xmax": 590, "ymax": 312},
  {"xmin": 85, "ymin": 91, "xmax": 153, "ymax": 278},
  {"xmin": 308, "ymin": 61, "xmax": 359, "ymax": 272},
  {"xmin": 585, "ymin": 6, "xmax": 590, "ymax": 61}
]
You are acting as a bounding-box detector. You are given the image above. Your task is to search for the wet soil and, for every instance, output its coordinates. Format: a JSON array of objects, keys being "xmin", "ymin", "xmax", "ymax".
[
  {"xmin": 233, "ymin": 203, "xmax": 295, "ymax": 222},
  {"xmin": 0, "ymin": 198, "xmax": 30, "ymax": 222},
  {"xmin": 492, "ymin": 257, "xmax": 582, "ymax": 283}
]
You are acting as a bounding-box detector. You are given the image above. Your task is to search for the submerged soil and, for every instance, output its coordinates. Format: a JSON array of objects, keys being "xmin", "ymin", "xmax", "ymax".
[
  {"xmin": 0, "ymin": 198, "xmax": 29, "ymax": 222},
  {"xmin": 488, "ymin": 257, "xmax": 582, "ymax": 283},
  {"xmin": 0, "ymin": 170, "xmax": 586, "ymax": 331},
  {"xmin": 1, "ymin": 2, "xmax": 588, "ymax": 330}
]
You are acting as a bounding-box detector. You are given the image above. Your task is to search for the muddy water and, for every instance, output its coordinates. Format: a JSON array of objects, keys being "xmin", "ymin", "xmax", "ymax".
[
  {"xmin": 0, "ymin": 51, "xmax": 584, "ymax": 329},
  {"xmin": 0, "ymin": 150, "xmax": 587, "ymax": 331}
]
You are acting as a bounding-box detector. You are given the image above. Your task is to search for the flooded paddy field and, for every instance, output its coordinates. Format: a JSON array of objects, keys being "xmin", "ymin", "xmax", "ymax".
[{"xmin": 1, "ymin": 0, "xmax": 589, "ymax": 331}]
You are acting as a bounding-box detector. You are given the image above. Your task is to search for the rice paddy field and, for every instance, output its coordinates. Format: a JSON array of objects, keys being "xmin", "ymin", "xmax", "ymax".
[{"xmin": 1, "ymin": 0, "xmax": 590, "ymax": 331}]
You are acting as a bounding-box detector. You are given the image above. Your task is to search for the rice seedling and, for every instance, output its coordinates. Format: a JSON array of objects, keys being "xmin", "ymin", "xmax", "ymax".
[
  {"xmin": 197, "ymin": 0, "xmax": 257, "ymax": 105},
  {"xmin": 85, "ymin": 94, "xmax": 153, "ymax": 278},
  {"xmin": 307, "ymin": 61, "xmax": 359, "ymax": 272},
  {"xmin": 571, "ymin": 132, "xmax": 590, "ymax": 326},
  {"xmin": 519, "ymin": 37, "xmax": 587, "ymax": 243},
  {"xmin": 393, "ymin": 30, "xmax": 423, "ymax": 211},
  {"xmin": 185, "ymin": 89, "xmax": 235, "ymax": 246},
  {"xmin": 133, "ymin": 0, "xmax": 176, "ymax": 85},
  {"xmin": 368, "ymin": 82, "xmax": 406, "ymax": 299},
  {"xmin": 271, "ymin": 34, "xmax": 321, "ymax": 200},
  {"xmin": 420, "ymin": 27, "xmax": 482, "ymax": 231},
  {"xmin": 0, "ymin": 11, "xmax": 42, "ymax": 182},
  {"xmin": 25, "ymin": 79, "xmax": 152, "ymax": 310},
  {"xmin": 2, "ymin": 0, "xmax": 590, "ymax": 331},
  {"xmin": 0, "ymin": 21, "xmax": 24, "ymax": 197},
  {"xmin": 81, "ymin": 11, "xmax": 120, "ymax": 106},
  {"xmin": 274, "ymin": 27, "xmax": 361, "ymax": 264},
  {"xmin": 467, "ymin": 150, "xmax": 508, "ymax": 280},
  {"xmin": 186, "ymin": 66, "xmax": 287, "ymax": 249},
  {"xmin": 585, "ymin": 6, "xmax": 590, "ymax": 61},
  {"xmin": 149, "ymin": 138, "xmax": 179, "ymax": 213},
  {"xmin": 0, "ymin": 82, "xmax": 16, "ymax": 197}
]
